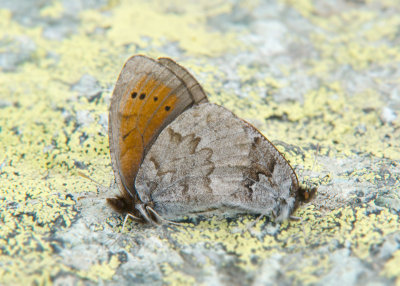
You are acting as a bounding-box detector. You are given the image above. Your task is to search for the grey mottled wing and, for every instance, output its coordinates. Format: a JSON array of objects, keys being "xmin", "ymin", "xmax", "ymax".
[{"xmin": 135, "ymin": 103, "xmax": 299, "ymax": 220}]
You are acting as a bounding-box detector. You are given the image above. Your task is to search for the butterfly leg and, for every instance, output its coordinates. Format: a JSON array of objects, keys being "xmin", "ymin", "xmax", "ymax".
[
  {"xmin": 109, "ymin": 213, "xmax": 141, "ymax": 248},
  {"xmin": 121, "ymin": 213, "xmax": 141, "ymax": 233},
  {"xmin": 135, "ymin": 203, "xmax": 158, "ymax": 225},
  {"xmin": 242, "ymin": 214, "xmax": 265, "ymax": 234},
  {"xmin": 271, "ymin": 210, "xmax": 277, "ymax": 220},
  {"xmin": 289, "ymin": 215, "xmax": 302, "ymax": 221},
  {"xmin": 146, "ymin": 206, "xmax": 182, "ymax": 226}
]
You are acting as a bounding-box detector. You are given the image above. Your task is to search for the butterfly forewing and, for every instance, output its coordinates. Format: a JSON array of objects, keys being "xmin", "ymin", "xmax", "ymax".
[
  {"xmin": 109, "ymin": 55, "xmax": 208, "ymax": 200},
  {"xmin": 158, "ymin": 58, "xmax": 208, "ymax": 104}
]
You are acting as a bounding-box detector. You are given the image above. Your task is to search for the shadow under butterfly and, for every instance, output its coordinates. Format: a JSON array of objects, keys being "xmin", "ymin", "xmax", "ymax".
[{"xmin": 107, "ymin": 55, "xmax": 315, "ymax": 226}]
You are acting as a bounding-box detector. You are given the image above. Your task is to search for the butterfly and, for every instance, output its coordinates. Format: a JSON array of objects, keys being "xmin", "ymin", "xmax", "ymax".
[{"xmin": 107, "ymin": 55, "xmax": 308, "ymax": 225}]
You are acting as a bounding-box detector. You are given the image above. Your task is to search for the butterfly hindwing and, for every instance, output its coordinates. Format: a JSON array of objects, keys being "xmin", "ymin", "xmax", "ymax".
[{"xmin": 135, "ymin": 103, "xmax": 300, "ymax": 220}]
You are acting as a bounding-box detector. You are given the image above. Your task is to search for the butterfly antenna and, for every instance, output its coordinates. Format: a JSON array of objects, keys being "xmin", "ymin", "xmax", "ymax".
[
  {"xmin": 309, "ymin": 143, "xmax": 320, "ymax": 193},
  {"xmin": 77, "ymin": 171, "xmax": 104, "ymax": 187},
  {"xmin": 76, "ymin": 171, "xmax": 111, "ymax": 202},
  {"xmin": 311, "ymin": 143, "xmax": 320, "ymax": 174},
  {"xmin": 0, "ymin": 156, "xmax": 7, "ymax": 172},
  {"xmin": 301, "ymin": 143, "xmax": 320, "ymax": 200}
]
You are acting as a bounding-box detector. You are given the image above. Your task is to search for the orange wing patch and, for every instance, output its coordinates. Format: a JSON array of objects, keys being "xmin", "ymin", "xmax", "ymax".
[
  {"xmin": 117, "ymin": 75, "xmax": 178, "ymax": 191},
  {"xmin": 136, "ymin": 78, "xmax": 176, "ymax": 134},
  {"xmin": 119, "ymin": 130, "xmax": 143, "ymax": 191}
]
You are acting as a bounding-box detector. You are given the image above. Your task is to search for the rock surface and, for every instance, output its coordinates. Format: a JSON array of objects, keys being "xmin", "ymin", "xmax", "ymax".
[{"xmin": 0, "ymin": 0, "xmax": 399, "ymax": 285}]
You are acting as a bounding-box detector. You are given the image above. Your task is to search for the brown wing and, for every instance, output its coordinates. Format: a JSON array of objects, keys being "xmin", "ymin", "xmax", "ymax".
[
  {"xmin": 157, "ymin": 57, "xmax": 208, "ymax": 104},
  {"xmin": 108, "ymin": 55, "xmax": 208, "ymax": 209}
]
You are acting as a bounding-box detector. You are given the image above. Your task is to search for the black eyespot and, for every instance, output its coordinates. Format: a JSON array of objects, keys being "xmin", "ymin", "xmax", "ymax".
[
  {"xmin": 139, "ymin": 93, "xmax": 146, "ymax": 100},
  {"xmin": 165, "ymin": 106, "xmax": 171, "ymax": 111},
  {"xmin": 154, "ymin": 97, "xmax": 158, "ymax": 102},
  {"xmin": 131, "ymin": 92, "xmax": 137, "ymax": 98}
]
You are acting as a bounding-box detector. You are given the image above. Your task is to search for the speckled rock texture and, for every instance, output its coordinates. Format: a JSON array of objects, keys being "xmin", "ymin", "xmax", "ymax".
[{"xmin": 0, "ymin": 0, "xmax": 399, "ymax": 285}]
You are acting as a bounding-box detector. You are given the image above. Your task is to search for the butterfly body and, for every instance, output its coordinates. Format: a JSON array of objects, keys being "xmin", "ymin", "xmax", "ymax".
[{"xmin": 107, "ymin": 55, "xmax": 302, "ymax": 224}]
